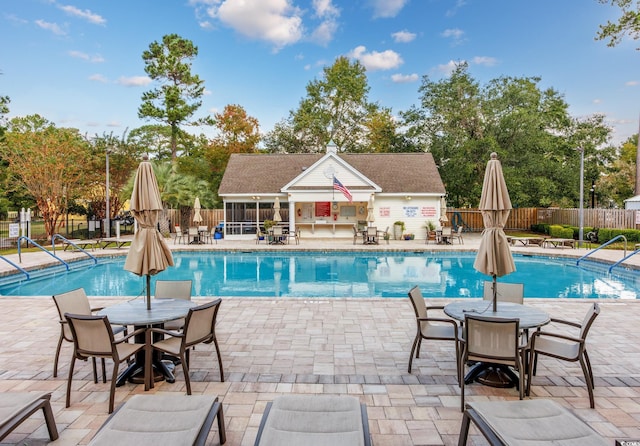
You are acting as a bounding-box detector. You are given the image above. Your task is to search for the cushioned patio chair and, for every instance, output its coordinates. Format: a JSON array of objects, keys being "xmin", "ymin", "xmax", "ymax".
[
  {"xmin": 146, "ymin": 298, "xmax": 225, "ymax": 393},
  {"xmin": 0, "ymin": 392, "xmax": 58, "ymax": 442},
  {"xmin": 459, "ymin": 314, "xmax": 527, "ymax": 412},
  {"xmin": 254, "ymin": 395, "xmax": 370, "ymax": 446},
  {"xmin": 52, "ymin": 288, "xmax": 126, "ymax": 378},
  {"xmin": 88, "ymin": 394, "xmax": 226, "ymax": 446},
  {"xmin": 407, "ymin": 286, "xmax": 460, "ymax": 379},
  {"xmin": 458, "ymin": 399, "xmax": 608, "ymax": 445},
  {"xmin": 452, "ymin": 226, "xmax": 464, "ymax": 244},
  {"xmin": 174, "ymin": 225, "xmax": 186, "ymax": 244},
  {"xmin": 482, "ymin": 282, "xmax": 524, "ymax": 304},
  {"xmin": 527, "ymin": 302, "xmax": 600, "ymax": 408},
  {"xmin": 65, "ymin": 313, "xmax": 146, "ymax": 413},
  {"xmin": 155, "ymin": 280, "xmax": 192, "ymax": 331}
]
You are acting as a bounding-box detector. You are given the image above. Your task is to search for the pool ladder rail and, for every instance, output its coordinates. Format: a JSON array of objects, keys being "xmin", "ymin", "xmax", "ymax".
[
  {"xmin": 17, "ymin": 236, "xmax": 70, "ymax": 271},
  {"xmin": 576, "ymin": 234, "xmax": 637, "ymax": 273},
  {"xmin": 51, "ymin": 234, "xmax": 98, "ymax": 265}
]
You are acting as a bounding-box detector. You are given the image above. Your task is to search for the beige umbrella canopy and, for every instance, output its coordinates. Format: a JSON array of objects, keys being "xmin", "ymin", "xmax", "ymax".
[
  {"xmin": 473, "ymin": 152, "xmax": 516, "ymax": 311},
  {"xmin": 193, "ymin": 197, "xmax": 203, "ymax": 224},
  {"xmin": 124, "ymin": 156, "xmax": 174, "ymax": 310},
  {"xmin": 366, "ymin": 195, "xmax": 375, "ymax": 225},
  {"xmin": 439, "ymin": 196, "xmax": 448, "ymax": 227},
  {"xmin": 273, "ymin": 197, "xmax": 282, "ymax": 223}
]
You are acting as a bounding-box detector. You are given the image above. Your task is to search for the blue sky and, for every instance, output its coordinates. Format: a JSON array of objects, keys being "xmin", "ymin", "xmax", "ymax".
[{"xmin": 1, "ymin": 0, "xmax": 638, "ymax": 146}]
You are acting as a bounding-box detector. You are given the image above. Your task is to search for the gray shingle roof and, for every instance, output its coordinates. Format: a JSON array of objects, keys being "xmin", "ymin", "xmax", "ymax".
[{"xmin": 218, "ymin": 152, "xmax": 445, "ymax": 195}]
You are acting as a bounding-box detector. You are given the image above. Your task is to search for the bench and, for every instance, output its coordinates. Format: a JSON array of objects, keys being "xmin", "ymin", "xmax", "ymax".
[
  {"xmin": 0, "ymin": 392, "xmax": 58, "ymax": 442},
  {"xmin": 88, "ymin": 394, "xmax": 226, "ymax": 446},
  {"xmin": 458, "ymin": 399, "xmax": 608, "ymax": 446}
]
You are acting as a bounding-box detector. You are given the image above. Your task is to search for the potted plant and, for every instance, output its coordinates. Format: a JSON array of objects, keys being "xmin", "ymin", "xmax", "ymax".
[
  {"xmin": 263, "ymin": 219, "xmax": 275, "ymax": 231},
  {"xmin": 403, "ymin": 233, "xmax": 415, "ymax": 240},
  {"xmin": 393, "ymin": 221, "xmax": 405, "ymax": 240},
  {"xmin": 425, "ymin": 220, "xmax": 437, "ymax": 242}
]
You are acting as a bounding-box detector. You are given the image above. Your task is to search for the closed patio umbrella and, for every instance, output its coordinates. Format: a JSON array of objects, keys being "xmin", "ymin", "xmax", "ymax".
[
  {"xmin": 124, "ymin": 156, "xmax": 174, "ymax": 310},
  {"xmin": 473, "ymin": 152, "xmax": 516, "ymax": 312},
  {"xmin": 273, "ymin": 197, "xmax": 282, "ymax": 223},
  {"xmin": 366, "ymin": 195, "xmax": 375, "ymax": 226},
  {"xmin": 193, "ymin": 197, "xmax": 203, "ymax": 224}
]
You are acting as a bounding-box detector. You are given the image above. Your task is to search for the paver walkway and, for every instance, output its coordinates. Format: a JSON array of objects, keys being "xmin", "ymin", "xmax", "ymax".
[{"xmin": 1, "ymin": 234, "xmax": 639, "ymax": 445}]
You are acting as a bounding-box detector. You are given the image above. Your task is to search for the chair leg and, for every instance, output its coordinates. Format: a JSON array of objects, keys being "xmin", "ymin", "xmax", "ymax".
[
  {"xmin": 53, "ymin": 334, "xmax": 64, "ymax": 377},
  {"xmin": 180, "ymin": 352, "xmax": 191, "ymax": 395},
  {"xmin": 583, "ymin": 349, "xmax": 595, "ymax": 388},
  {"xmin": 457, "ymin": 409, "xmax": 472, "ymax": 446},
  {"xmin": 579, "ymin": 356, "xmax": 596, "ymax": 408},
  {"xmin": 41, "ymin": 396, "xmax": 59, "ymax": 441},
  {"xmin": 109, "ymin": 362, "xmax": 119, "ymax": 414},
  {"xmin": 212, "ymin": 336, "xmax": 225, "ymax": 382},
  {"xmin": 66, "ymin": 355, "xmax": 76, "ymax": 408},
  {"xmin": 92, "ymin": 357, "xmax": 98, "ymax": 383},
  {"xmin": 101, "ymin": 358, "xmax": 107, "ymax": 383},
  {"xmin": 408, "ymin": 334, "xmax": 420, "ymax": 373}
]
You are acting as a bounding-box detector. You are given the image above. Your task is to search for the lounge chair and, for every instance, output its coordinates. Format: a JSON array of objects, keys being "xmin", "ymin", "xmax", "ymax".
[
  {"xmin": 87, "ymin": 394, "xmax": 226, "ymax": 446},
  {"xmin": 62, "ymin": 238, "xmax": 98, "ymax": 251},
  {"xmin": 0, "ymin": 392, "xmax": 58, "ymax": 442},
  {"xmin": 99, "ymin": 238, "xmax": 131, "ymax": 249},
  {"xmin": 254, "ymin": 395, "xmax": 370, "ymax": 446},
  {"xmin": 458, "ymin": 399, "xmax": 608, "ymax": 445}
]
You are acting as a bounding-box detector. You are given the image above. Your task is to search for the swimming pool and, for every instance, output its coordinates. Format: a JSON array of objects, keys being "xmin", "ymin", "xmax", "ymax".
[{"xmin": 0, "ymin": 251, "xmax": 638, "ymax": 299}]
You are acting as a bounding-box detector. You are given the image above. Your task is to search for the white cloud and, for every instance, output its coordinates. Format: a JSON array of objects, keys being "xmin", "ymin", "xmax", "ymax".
[
  {"xmin": 625, "ymin": 80, "xmax": 638, "ymax": 86},
  {"xmin": 204, "ymin": 88, "xmax": 213, "ymax": 96},
  {"xmin": 370, "ymin": 0, "xmax": 408, "ymax": 18},
  {"xmin": 311, "ymin": 19, "xmax": 338, "ymax": 46},
  {"xmin": 446, "ymin": 0, "xmax": 467, "ymax": 17},
  {"xmin": 117, "ymin": 76, "xmax": 152, "ymax": 87},
  {"xmin": 472, "ymin": 56, "xmax": 497, "ymax": 66},
  {"xmin": 69, "ymin": 50, "xmax": 104, "ymax": 63},
  {"xmin": 392, "ymin": 30, "xmax": 416, "ymax": 43},
  {"xmin": 106, "ymin": 121, "xmax": 121, "ymax": 128},
  {"xmin": 57, "ymin": 4, "xmax": 106, "ymax": 25},
  {"xmin": 89, "ymin": 74, "xmax": 108, "ymax": 83},
  {"xmin": 208, "ymin": 0, "xmax": 304, "ymax": 51},
  {"xmin": 348, "ymin": 46, "xmax": 403, "ymax": 71},
  {"xmin": 593, "ymin": 99, "xmax": 602, "ymax": 104},
  {"xmin": 310, "ymin": 0, "xmax": 339, "ymax": 45},
  {"xmin": 436, "ymin": 60, "xmax": 460, "ymax": 76},
  {"xmin": 35, "ymin": 19, "xmax": 66, "ymax": 36},
  {"xmin": 442, "ymin": 28, "xmax": 465, "ymax": 43},
  {"xmin": 391, "ymin": 73, "xmax": 418, "ymax": 83}
]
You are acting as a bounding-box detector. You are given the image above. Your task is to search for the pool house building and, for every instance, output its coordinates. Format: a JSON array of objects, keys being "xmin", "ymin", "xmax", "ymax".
[{"xmin": 218, "ymin": 144, "xmax": 447, "ymax": 240}]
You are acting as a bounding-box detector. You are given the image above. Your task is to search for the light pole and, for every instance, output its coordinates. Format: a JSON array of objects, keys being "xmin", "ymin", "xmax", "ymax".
[
  {"xmin": 590, "ymin": 180, "xmax": 595, "ymax": 208},
  {"xmin": 105, "ymin": 148, "xmax": 111, "ymax": 239},
  {"xmin": 577, "ymin": 147, "xmax": 584, "ymax": 248}
]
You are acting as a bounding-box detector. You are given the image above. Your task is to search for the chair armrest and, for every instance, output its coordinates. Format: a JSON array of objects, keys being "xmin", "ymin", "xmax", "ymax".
[
  {"xmin": 425, "ymin": 305, "xmax": 446, "ymax": 311},
  {"xmin": 91, "ymin": 306, "xmax": 105, "ymax": 312},
  {"xmin": 147, "ymin": 327, "xmax": 184, "ymax": 338},
  {"xmin": 530, "ymin": 330, "xmax": 584, "ymax": 345},
  {"xmin": 117, "ymin": 327, "xmax": 146, "ymax": 344},
  {"xmin": 549, "ymin": 317, "xmax": 582, "ymax": 329},
  {"xmin": 417, "ymin": 316, "xmax": 457, "ymax": 325}
]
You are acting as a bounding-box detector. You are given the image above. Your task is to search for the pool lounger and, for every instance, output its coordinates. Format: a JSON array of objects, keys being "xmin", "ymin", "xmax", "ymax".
[
  {"xmin": 0, "ymin": 392, "xmax": 59, "ymax": 442},
  {"xmin": 63, "ymin": 239, "xmax": 98, "ymax": 251},
  {"xmin": 88, "ymin": 394, "xmax": 226, "ymax": 446},
  {"xmin": 99, "ymin": 238, "xmax": 131, "ymax": 249},
  {"xmin": 458, "ymin": 399, "xmax": 607, "ymax": 446},
  {"xmin": 254, "ymin": 395, "xmax": 371, "ymax": 446}
]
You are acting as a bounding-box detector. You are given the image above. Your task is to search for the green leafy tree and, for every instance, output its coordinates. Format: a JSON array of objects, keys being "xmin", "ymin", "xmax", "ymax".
[
  {"xmin": 2, "ymin": 115, "xmax": 94, "ymax": 238},
  {"xmin": 138, "ymin": 34, "xmax": 211, "ymax": 160},
  {"xmin": 596, "ymin": 0, "xmax": 640, "ymax": 49}
]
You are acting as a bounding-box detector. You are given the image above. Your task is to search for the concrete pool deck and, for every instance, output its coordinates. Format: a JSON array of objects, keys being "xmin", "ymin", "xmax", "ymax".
[{"xmin": 1, "ymin": 233, "xmax": 639, "ymax": 445}]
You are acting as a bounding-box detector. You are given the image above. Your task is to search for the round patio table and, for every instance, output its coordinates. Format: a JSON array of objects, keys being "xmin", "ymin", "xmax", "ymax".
[
  {"xmin": 99, "ymin": 298, "xmax": 196, "ymax": 386},
  {"xmin": 444, "ymin": 300, "xmax": 550, "ymax": 387}
]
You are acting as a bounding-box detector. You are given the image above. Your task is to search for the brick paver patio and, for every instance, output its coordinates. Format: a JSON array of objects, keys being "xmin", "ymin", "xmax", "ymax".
[{"xmin": 1, "ymin": 234, "xmax": 639, "ymax": 445}]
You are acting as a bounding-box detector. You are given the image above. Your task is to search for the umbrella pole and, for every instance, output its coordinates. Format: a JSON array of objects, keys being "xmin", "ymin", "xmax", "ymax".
[
  {"xmin": 492, "ymin": 275, "xmax": 497, "ymax": 312},
  {"xmin": 146, "ymin": 274, "xmax": 151, "ymax": 310}
]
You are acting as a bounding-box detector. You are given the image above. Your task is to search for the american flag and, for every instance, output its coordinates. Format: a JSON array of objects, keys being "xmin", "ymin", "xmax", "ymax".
[{"xmin": 333, "ymin": 176, "xmax": 352, "ymax": 202}]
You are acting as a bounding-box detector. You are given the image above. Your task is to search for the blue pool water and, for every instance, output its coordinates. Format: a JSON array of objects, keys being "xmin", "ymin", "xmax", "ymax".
[{"xmin": 0, "ymin": 251, "xmax": 638, "ymax": 299}]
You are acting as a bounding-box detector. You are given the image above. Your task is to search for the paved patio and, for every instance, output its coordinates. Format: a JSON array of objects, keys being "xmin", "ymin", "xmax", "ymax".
[{"xmin": 1, "ymin": 234, "xmax": 640, "ymax": 445}]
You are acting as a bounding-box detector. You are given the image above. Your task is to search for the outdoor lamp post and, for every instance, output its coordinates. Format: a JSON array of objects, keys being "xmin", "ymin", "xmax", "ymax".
[
  {"xmin": 590, "ymin": 180, "xmax": 595, "ymax": 208},
  {"xmin": 105, "ymin": 148, "xmax": 111, "ymax": 239},
  {"xmin": 577, "ymin": 147, "xmax": 584, "ymax": 248}
]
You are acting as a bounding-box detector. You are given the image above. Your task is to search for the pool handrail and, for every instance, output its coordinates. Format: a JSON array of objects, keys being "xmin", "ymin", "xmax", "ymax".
[
  {"xmin": 576, "ymin": 235, "xmax": 627, "ymax": 266},
  {"xmin": 17, "ymin": 236, "xmax": 70, "ymax": 271},
  {"xmin": 51, "ymin": 234, "xmax": 98, "ymax": 264},
  {"xmin": 0, "ymin": 256, "xmax": 30, "ymax": 280},
  {"xmin": 608, "ymin": 245, "xmax": 640, "ymax": 273}
]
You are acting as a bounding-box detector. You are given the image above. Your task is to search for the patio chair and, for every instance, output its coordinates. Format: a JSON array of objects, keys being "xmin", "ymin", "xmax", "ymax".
[
  {"xmin": 452, "ymin": 226, "xmax": 464, "ymax": 244},
  {"xmin": 87, "ymin": 394, "xmax": 226, "ymax": 446},
  {"xmin": 526, "ymin": 302, "xmax": 600, "ymax": 408},
  {"xmin": 198, "ymin": 225, "xmax": 210, "ymax": 243},
  {"xmin": 459, "ymin": 314, "xmax": 527, "ymax": 412},
  {"xmin": 0, "ymin": 392, "xmax": 58, "ymax": 442},
  {"xmin": 482, "ymin": 282, "xmax": 524, "ymax": 304},
  {"xmin": 52, "ymin": 288, "xmax": 126, "ymax": 378},
  {"xmin": 289, "ymin": 227, "xmax": 301, "ymax": 244},
  {"xmin": 174, "ymin": 225, "xmax": 186, "ymax": 244},
  {"xmin": 407, "ymin": 286, "xmax": 460, "ymax": 379},
  {"xmin": 155, "ymin": 280, "xmax": 192, "ymax": 330},
  {"xmin": 352, "ymin": 225, "xmax": 362, "ymax": 245},
  {"xmin": 188, "ymin": 226, "xmax": 200, "ymax": 244},
  {"xmin": 254, "ymin": 395, "xmax": 370, "ymax": 446},
  {"xmin": 146, "ymin": 298, "xmax": 225, "ymax": 394},
  {"xmin": 256, "ymin": 228, "xmax": 267, "ymax": 244},
  {"xmin": 64, "ymin": 313, "xmax": 146, "ymax": 413}
]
